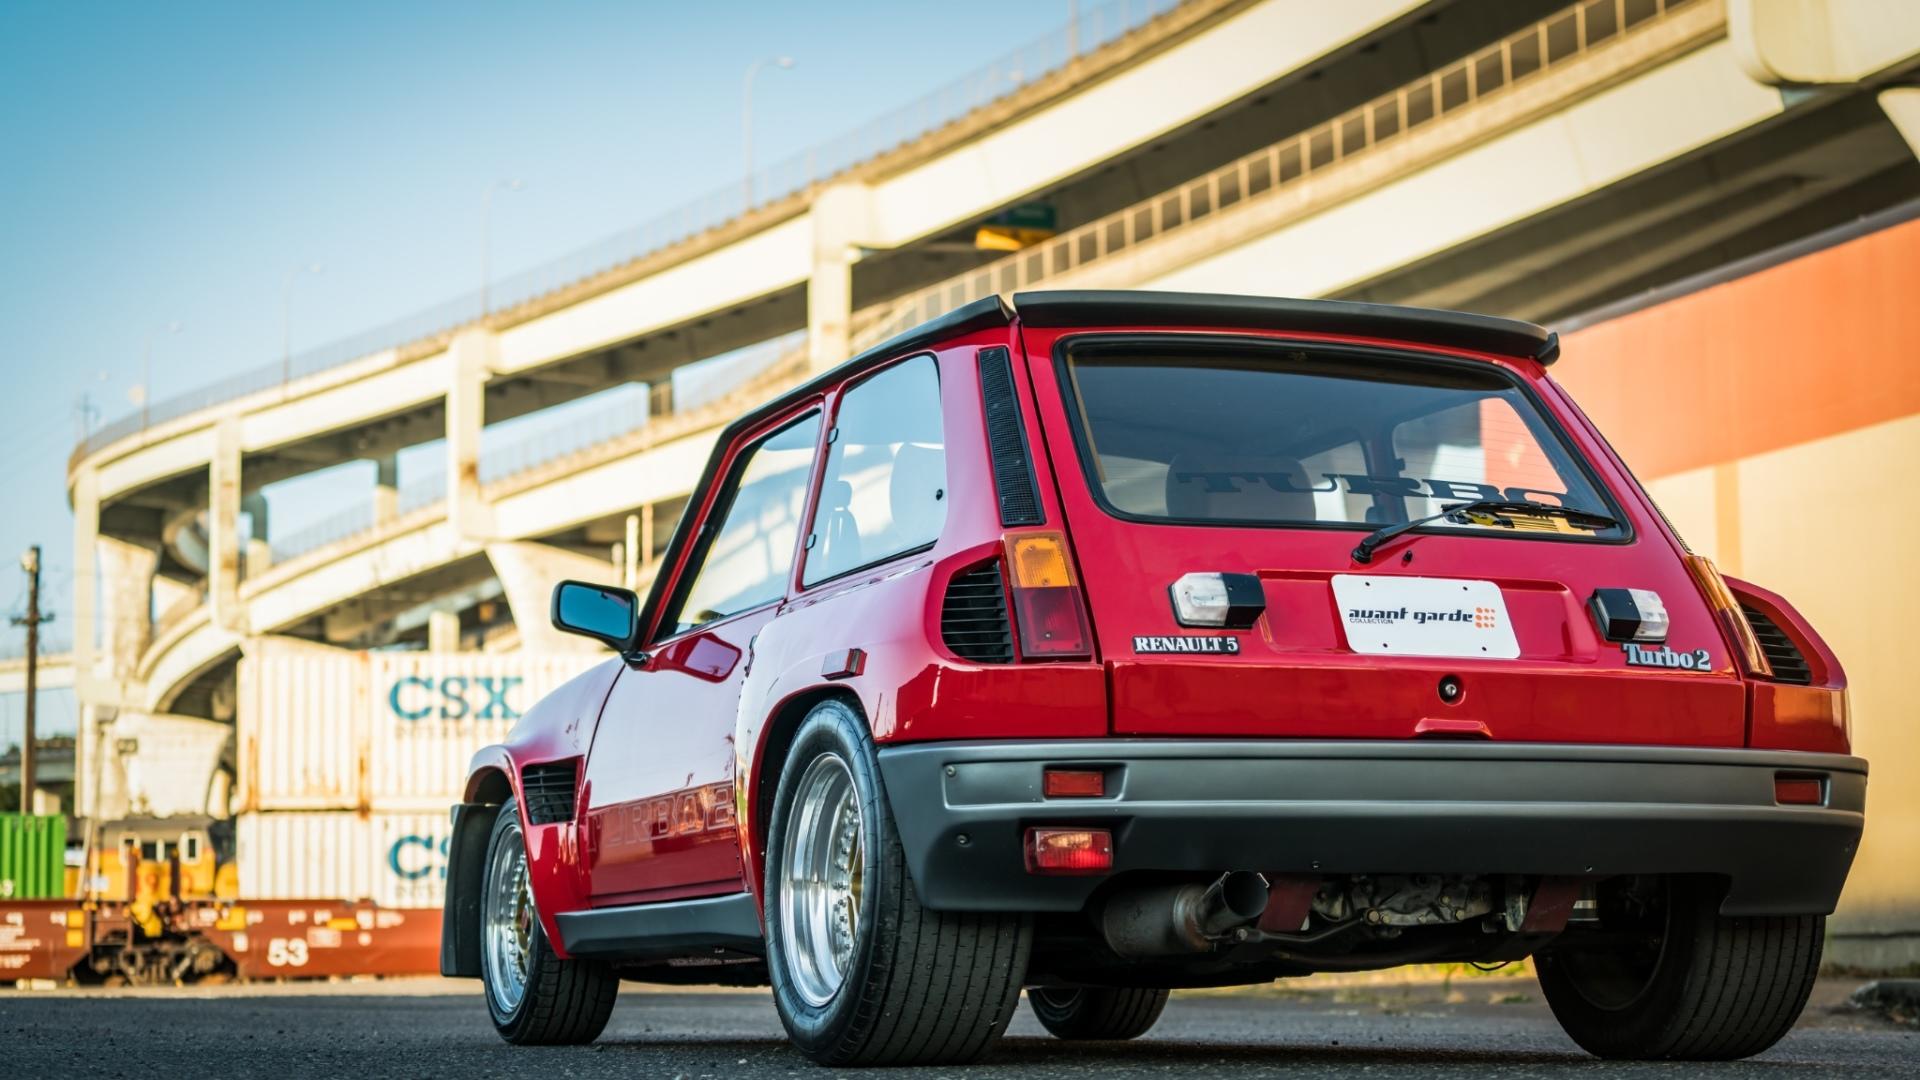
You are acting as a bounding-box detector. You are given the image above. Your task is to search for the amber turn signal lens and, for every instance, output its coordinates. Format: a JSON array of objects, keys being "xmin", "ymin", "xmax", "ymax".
[
  {"xmin": 1006, "ymin": 532, "xmax": 1077, "ymax": 589},
  {"xmin": 1024, "ymin": 827, "xmax": 1113, "ymax": 874},
  {"xmin": 1042, "ymin": 769, "xmax": 1106, "ymax": 798}
]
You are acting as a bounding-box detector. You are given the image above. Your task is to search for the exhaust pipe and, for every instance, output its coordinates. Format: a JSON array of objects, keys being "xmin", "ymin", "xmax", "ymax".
[{"xmin": 1101, "ymin": 871, "xmax": 1270, "ymax": 958}]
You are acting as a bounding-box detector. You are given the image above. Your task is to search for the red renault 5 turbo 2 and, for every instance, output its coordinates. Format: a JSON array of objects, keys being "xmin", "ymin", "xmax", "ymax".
[{"xmin": 439, "ymin": 291, "xmax": 1863, "ymax": 1066}]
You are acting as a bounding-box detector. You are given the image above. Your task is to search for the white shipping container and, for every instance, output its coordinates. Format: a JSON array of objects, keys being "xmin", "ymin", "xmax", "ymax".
[
  {"xmin": 238, "ymin": 636, "xmax": 597, "ymax": 814},
  {"xmin": 366, "ymin": 651, "xmax": 595, "ymax": 812},
  {"xmin": 235, "ymin": 809, "xmax": 456, "ymax": 909}
]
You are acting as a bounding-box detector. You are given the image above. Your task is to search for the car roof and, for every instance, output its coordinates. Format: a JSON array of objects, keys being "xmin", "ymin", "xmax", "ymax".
[{"xmin": 629, "ymin": 291, "xmax": 1555, "ymax": 643}]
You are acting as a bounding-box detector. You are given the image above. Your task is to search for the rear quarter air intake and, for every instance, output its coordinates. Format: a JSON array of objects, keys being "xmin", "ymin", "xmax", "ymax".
[
  {"xmin": 1742, "ymin": 606, "xmax": 1813, "ymax": 685},
  {"xmin": 942, "ymin": 560, "xmax": 1015, "ymax": 664}
]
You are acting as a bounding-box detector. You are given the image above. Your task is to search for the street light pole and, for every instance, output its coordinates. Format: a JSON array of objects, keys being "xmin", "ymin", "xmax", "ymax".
[
  {"xmin": 281, "ymin": 263, "xmax": 324, "ymax": 384},
  {"xmin": 480, "ymin": 179, "xmax": 524, "ymax": 317},
  {"xmin": 140, "ymin": 321, "xmax": 182, "ymax": 432},
  {"xmin": 742, "ymin": 56, "xmax": 795, "ymax": 209}
]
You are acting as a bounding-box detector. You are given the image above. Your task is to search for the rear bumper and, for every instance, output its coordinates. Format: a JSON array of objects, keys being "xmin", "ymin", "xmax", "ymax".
[{"xmin": 875, "ymin": 741, "xmax": 1866, "ymax": 917}]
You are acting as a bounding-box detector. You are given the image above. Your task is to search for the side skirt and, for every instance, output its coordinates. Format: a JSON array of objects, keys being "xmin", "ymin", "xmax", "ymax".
[{"xmin": 555, "ymin": 892, "xmax": 765, "ymax": 960}]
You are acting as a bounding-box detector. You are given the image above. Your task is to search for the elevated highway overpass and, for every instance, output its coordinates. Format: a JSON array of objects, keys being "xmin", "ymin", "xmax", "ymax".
[{"xmin": 64, "ymin": 0, "xmax": 1920, "ymax": 821}]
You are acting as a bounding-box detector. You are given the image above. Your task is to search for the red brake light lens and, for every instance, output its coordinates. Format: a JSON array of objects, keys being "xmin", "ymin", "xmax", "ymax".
[
  {"xmin": 1024, "ymin": 827, "xmax": 1113, "ymax": 875},
  {"xmin": 1005, "ymin": 533, "xmax": 1093, "ymax": 660},
  {"xmin": 1042, "ymin": 769, "xmax": 1106, "ymax": 798}
]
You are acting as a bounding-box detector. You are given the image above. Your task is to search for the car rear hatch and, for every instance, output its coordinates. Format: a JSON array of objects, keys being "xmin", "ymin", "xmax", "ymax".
[{"xmin": 1016, "ymin": 323, "xmax": 1746, "ymax": 747}]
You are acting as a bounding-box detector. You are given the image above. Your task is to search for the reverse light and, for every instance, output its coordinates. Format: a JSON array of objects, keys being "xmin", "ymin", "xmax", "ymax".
[
  {"xmin": 1589, "ymin": 588, "xmax": 1670, "ymax": 643},
  {"xmin": 1685, "ymin": 555, "xmax": 1773, "ymax": 678},
  {"xmin": 1024, "ymin": 827, "xmax": 1113, "ymax": 874},
  {"xmin": 1005, "ymin": 533, "xmax": 1093, "ymax": 659},
  {"xmin": 1169, "ymin": 572, "xmax": 1266, "ymax": 629},
  {"xmin": 1042, "ymin": 769, "xmax": 1106, "ymax": 798}
]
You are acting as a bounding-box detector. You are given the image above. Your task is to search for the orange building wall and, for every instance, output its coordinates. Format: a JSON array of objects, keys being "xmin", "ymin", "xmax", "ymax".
[{"xmin": 1556, "ymin": 214, "xmax": 1920, "ymax": 480}]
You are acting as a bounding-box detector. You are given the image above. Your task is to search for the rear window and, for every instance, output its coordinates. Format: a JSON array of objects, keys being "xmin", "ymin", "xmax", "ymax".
[{"xmin": 1060, "ymin": 342, "xmax": 1623, "ymax": 539}]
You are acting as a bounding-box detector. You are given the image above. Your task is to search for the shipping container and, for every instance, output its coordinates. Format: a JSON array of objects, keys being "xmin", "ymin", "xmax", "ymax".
[
  {"xmin": 235, "ymin": 810, "xmax": 453, "ymax": 910},
  {"xmin": 237, "ymin": 637, "xmax": 595, "ymax": 814},
  {"xmin": 0, "ymin": 815, "xmax": 67, "ymax": 900}
]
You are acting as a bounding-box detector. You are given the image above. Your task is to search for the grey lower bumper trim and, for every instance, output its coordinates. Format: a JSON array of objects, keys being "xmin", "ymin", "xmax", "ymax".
[
  {"xmin": 875, "ymin": 741, "xmax": 1866, "ymax": 917},
  {"xmin": 555, "ymin": 892, "xmax": 764, "ymax": 959}
]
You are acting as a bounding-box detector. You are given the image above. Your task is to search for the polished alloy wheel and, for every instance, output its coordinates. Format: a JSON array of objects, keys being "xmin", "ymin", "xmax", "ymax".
[
  {"xmin": 483, "ymin": 817, "xmax": 534, "ymax": 1014},
  {"xmin": 779, "ymin": 752, "xmax": 865, "ymax": 1007}
]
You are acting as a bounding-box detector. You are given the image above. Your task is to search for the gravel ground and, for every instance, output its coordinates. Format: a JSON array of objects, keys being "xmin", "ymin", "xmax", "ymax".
[{"xmin": 3, "ymin": 976, "xmax": 1913, "ymax": 1078}]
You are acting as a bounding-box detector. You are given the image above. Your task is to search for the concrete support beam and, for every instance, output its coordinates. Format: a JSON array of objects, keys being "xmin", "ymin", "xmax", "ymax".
[
  {"xmin": 208, "ymin": 419, "xmax": 244, "ymax": 631},
  {"xmin": 71, "ymin": 469, "xmax": 101, "ymax": 818},
  {"xmin": 485, "ymin": 541, "xmax": 617, "ymax": 653},
  {"xmin": 427, "ymin": 609, "xmax": 460, "ymax": 653},
  {"xmin": 1731, "ymin": 0, "xmax": 1920, "ymax": 86},
  {"xmin": 1880, "ymin": 88, "xmax": 1920, "ymax": 160},
  {"xmin": 447, "ymin": 330, "xmax": 496, "ymax": 542},
  {"xmin": 373, "ymin": 454, "xmax": 399, "ymax": 525},
  {"xmin": 242, "ymin": 492, "xmax": 272, "ymax": 576},
  {"xmin": 809, "ymin": 183, "xmax": 876, "ymax": 372},
  {"xmin": 97, "ymin": 536, "xmax": 158, "ymax": 680}
]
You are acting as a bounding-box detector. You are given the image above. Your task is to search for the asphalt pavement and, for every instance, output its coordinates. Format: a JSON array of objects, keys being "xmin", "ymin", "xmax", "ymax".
[{"xmin": 3, "ymin": 976, "xmax": 1913, "ymax": 1078}]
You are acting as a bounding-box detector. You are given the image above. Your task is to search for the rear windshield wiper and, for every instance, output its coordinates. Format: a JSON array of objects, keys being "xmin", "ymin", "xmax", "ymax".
[{"xmin": 1351, "ymin": 498, "xmax": 1620, "ymax": 565}]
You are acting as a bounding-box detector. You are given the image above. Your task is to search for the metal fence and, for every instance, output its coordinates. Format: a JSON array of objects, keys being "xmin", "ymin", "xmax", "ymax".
[
  {"xmin": 73, "ymin": 0, "xmax": 1183, "ymax": 463},
  {"xmin": 853, "ymin": 0, "xmax": 1701, "ymax": 347}
]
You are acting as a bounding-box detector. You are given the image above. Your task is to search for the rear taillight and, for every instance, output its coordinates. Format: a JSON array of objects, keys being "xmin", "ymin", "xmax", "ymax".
[
  {"xmin": 1684, "ymin": 556, "xmax": 1773, "ymax": 678},
  {"xmin": 1024, "ymin": 827, "xmax": 1113, "ymax": 874},
  {"xmin": 1005, "ymin": 532, "xmax": 1093, "ymax": 660}
]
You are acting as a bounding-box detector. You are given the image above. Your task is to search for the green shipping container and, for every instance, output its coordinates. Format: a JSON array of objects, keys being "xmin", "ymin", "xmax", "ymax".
[{"xmin": 0, "ymin": 814, "xmax": 67, "ymax": 899}]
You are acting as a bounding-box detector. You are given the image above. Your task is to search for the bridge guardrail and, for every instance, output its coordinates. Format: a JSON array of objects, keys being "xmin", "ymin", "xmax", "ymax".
[
  {"xmin": 72, "ymin": 0, "xmax": 1182, "ymax": 467},
  {"xmin": 852, "ymin": 0, "xmax": 1706, "ymax": 348}
]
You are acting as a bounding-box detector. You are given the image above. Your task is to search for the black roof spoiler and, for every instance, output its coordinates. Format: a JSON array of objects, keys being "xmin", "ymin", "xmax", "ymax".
[{"xmin": 1012, "ymin": 290, "xmax": 1559, "ymax": 365}]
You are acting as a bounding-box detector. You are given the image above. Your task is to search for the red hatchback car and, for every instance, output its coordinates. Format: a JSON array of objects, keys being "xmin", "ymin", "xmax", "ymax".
[{"xmin": 440, "ymin": 291, "xmax": 1864, "ymax": 1066}]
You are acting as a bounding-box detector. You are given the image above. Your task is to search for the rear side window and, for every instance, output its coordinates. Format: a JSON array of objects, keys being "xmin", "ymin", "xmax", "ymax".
[
  {"xmin": 1060, "ymin": 342, "xmax": 1622, "ymax": 537},
  {"xmin": 804, "ymin": 355, "xmax": 946, "ymax": 586}
]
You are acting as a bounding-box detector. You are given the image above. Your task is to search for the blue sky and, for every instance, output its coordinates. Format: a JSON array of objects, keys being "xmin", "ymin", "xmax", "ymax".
[{"xmin": 0, "ymin": 0, "xmax": 1071, "ymax": 740}]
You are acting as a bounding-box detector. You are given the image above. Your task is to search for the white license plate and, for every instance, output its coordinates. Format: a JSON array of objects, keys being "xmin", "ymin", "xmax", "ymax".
[{"xmin": 1332, "ymin": 575, "xmax": 1521, "ymax": 659}]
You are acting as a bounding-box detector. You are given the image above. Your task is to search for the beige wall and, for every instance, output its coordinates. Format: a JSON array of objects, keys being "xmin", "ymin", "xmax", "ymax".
[{"xmin": 1644, "ymin": 415, "xmax": 1920, "ymax": 955}]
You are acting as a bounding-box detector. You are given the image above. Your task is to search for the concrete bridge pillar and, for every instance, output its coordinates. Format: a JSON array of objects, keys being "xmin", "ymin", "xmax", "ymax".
[
  {"xmin": 1880, "ymin": 89, "xmax": 1920, "ymax": 160},
  {"xmin": 447, "ymin": 329, "xmax": 497, "ymax": 542},
  {"xmin": 486, "ymin": 541, "xmax": 618, "ymax": 653},
  {"xmin": 242, "ymin": 492, "xmax": 272, "ymax": 575},
  {"xmin": 208, "ymin": 418, "xmax": 245, "ymax": 632},
  {"xmin": 97, "ymin": 536, "xmax": 159, "ymax": 677},
  {"xmin": 809, "ymin": 182, "xmax": 876, "ymax": 372},
  {"xmin": 373, "ymin": 454, "xmax": 400, "ymax": 524},
  {"xmin": 71, "ymin": 469, "xmax": 101, "ymax": 816}
]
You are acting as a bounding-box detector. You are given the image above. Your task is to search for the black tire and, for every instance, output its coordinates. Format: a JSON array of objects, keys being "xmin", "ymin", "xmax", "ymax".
[
  {"xmin": 1028, "ymin": 987, "xmax": 1170, "ymax": 1040},
  {"xmin": 1536, "ymin": 876, "xmax": 1823, "ymax": 1060},
  {"xmin": 764, "ymin": 698, "xmax": 1032, "ymax": 1067},
  {"xmin": 480, "ymin": 799, "xmax": 618, "ymax": 1045}
]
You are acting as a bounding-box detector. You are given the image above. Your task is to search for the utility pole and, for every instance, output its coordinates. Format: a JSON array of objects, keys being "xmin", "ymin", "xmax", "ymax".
[{"xmin": 12, "ymin": 546, "xmax": 51, "ymax": 814}]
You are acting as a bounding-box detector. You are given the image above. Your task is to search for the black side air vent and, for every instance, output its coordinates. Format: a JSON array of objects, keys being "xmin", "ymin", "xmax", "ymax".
[
  {"xmin": 978, "ymin": 347, "xmax": 1044, "ymax": 527},
  {"xmin": 1741, "ymin": 606, "xmax": 1813, "ymax": 685},
  {"xmin": 942, "ymin": 561, "xmax": 1014, "ymax": 663},
  {"xmin": 522, "ymin": 761, "xmax": 579, "ymax": 825}
]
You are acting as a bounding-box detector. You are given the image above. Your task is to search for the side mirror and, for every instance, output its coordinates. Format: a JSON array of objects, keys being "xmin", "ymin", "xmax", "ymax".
[{"xmin": 550, "ymin": 580, "xmax": 639, "ymax": 651}]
